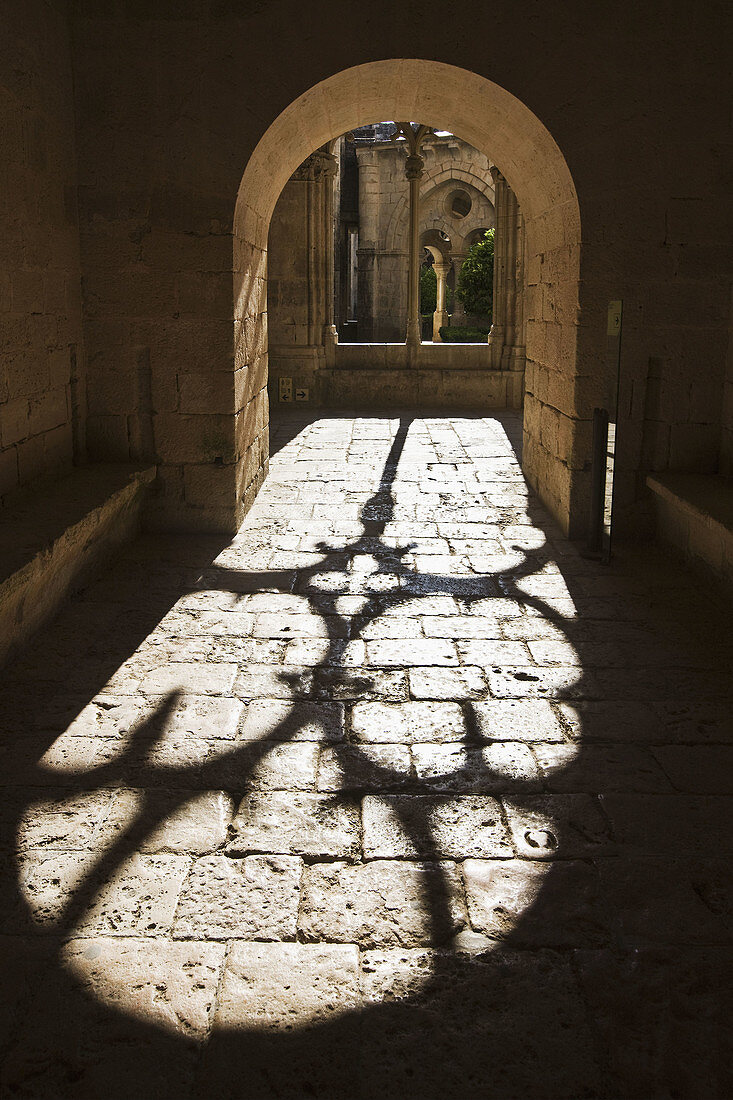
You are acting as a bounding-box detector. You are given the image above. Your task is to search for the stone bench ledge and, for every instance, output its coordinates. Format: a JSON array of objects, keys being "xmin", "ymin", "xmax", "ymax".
[
  {"xmin": 646, "ymin": 472, "xmax": 733, "ymax": 594},
  {"xmin": 0, "ymin": 463, "xmax": 156, "ymax": 667}
]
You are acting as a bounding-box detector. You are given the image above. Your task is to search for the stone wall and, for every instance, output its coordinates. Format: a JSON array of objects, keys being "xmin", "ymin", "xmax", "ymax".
[
  {"xmin": 74, "ymin": 12, "xmax": 241, "ymax": 532},
  {"xmin": 25, "ymin": 2, "xmax": 730, "ymax": 542},
  {"xmin": 268, "ymin": 169, "xmax": 321, "ymax": 373},
  {"xmin": 0, "ymin": 0, "xmax": 84, "ymax": 507},
  {"xmin": 267, "ymin": 150, "xmax": 337, "ymax": 407}
]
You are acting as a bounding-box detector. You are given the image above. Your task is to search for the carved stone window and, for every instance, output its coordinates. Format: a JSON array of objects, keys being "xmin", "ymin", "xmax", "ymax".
[{"xmin": 446, "ymin": 189, "xmax": 472, "ymax": 219}]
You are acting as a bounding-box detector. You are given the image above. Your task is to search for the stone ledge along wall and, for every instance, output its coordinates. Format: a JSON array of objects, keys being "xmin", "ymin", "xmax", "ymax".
[
  {"xmin": 718, "ymin": 286, "xmax": 733, "ymax": 478},
  {"xmin": 66, "ymin": 3, "xmax": 732, "ymax": 541},
  {"xmin": 0, "ymin": 0, "xmax": 85, "ymax": 508}
]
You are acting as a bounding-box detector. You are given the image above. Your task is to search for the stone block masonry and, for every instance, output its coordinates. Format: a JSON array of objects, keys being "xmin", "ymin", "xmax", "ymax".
[{"xmin": 0, "ymin": 1, "xmax": 85, "ymax": 503}]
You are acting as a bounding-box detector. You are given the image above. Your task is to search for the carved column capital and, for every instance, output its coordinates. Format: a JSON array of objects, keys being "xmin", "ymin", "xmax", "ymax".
[
  {"xmin": 320, "ymin": 151, "xmax": 338, "ymax": 179},
  {"xmin": 405, "ymin": 153, "xmax": 425, "ymax": 181},
  {"xmin": 292, "ymin": 150, "xmax": 336, "ymax": 182}
]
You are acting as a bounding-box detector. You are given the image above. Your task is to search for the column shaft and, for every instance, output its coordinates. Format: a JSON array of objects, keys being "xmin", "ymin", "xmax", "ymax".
[
  {"xmin": 488, "ymin": 167, "xmax": 507, "ymax": 367},
  {"xmin": 432, "ymin": 261, "xmax": 451, "ymax": 341},
  {"xmin": 322, "ymin": 151, "xmax": 338, "ymax": 353},
  {"xmin": 406, "ymin": 160, "xmax": 423, "ymax": 348},
  {"xmin": 509, "ymin": 211, "xmax": 526, "ymax": 373},
  {"xmin": 392, "ymin": 124, "xmax": 432, "ymax": 352},
  {"xmin": 500, "ymin": 187, "xmax": 518, "ymax": 369}
]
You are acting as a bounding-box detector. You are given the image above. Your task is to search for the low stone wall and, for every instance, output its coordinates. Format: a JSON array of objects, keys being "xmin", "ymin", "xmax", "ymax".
[
  {"xmin": 335, "ymin": 342, "xmax": 492, "ymax": 370},
  {"xmin": 0, "ymin": 464, "xmax": 156, "ymax": 668},
  {"xmin": 326, "ymin": 342, "xmax": 522, "ymax": 408},
  {"xmin": 268, "ymin": 342, "xmax": 524, "ymax": 410}
]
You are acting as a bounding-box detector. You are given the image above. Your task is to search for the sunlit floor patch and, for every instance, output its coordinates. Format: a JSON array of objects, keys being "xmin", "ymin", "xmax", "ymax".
[{"xmin": 13, "ymin": 413, "xmax": 589, "ymax": 1035}]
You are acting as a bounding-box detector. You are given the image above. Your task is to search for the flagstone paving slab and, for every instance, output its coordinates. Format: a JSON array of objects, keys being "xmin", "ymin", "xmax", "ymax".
[{"xmin": 1, "ymin": 411, "xmax": 732, "ymax": 1097}]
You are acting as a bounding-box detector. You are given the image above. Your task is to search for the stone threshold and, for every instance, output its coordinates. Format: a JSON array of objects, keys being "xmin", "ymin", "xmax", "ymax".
[{"xmin": 0, "ymin": 463, "xmax": 156, "ymax": 668}]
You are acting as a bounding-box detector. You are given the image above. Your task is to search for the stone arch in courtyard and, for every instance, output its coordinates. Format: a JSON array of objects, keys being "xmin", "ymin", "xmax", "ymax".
[
  {"xmin": 233, "ymin": 59, "xmax": 583, "ymax": 537},
  {"xmin": 385, "ymin": 165, "xmax": 496, "ymax": 254}
]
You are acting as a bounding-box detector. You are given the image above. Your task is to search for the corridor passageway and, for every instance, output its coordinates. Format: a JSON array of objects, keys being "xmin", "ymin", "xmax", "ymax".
[{"xmin": 1, "ymin": 413, "xmax": 731, "ymax": 1098}]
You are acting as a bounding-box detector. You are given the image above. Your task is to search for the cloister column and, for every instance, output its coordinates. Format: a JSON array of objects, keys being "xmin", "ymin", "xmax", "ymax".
[
  {"xmin": 500, "ymin": 186, "xmax": 518, "ymax": 370},
  {"xmin": 405, "ymin": 150, "xmax": 425, "ymax": 348},
  {"xmin": 321, "ymin": 148, "xmax": 338, "ymax": 364},
  {"xmin": 432, "ymin": 260, "xmax": 451, "ymax": 341},
  {"xmin": 488, "ymin": 167, "xmax": 524, "ymax": 375},
  {"xmin": 488, "ymin": 166, "xmax": 508, "ymax": 367},
  {"xmin": 354, "ymin": 146, "xmax": 379, "ymax": 342},
  {"xmin": 393, "ymin": 123, "xmax": 433, "ymax": 351},
  {"xmin": 508, "ymin": 211, "xmax": 526, "ymax": 375}
]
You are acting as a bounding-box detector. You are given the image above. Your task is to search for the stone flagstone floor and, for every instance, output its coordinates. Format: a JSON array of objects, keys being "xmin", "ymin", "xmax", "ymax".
[{"xmin": 0, "ymin": 411, "xmax": 731, "ymax": 1099}]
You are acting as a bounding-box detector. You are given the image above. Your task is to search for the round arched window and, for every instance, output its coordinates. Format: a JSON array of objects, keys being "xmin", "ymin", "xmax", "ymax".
[{"xmin": 447, "ymin": 189, "xmax": 472, "ymax": 219}]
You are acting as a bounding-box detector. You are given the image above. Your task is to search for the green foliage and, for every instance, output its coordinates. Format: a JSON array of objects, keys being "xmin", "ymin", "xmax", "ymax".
[
  {"xmin": 439, "ymin": 326, "xmax": 491, "ymax": 343},
  {"xmin": 420, "ymin": 265, "xmax": 453, "ymax": 315},
  {"xmin": 420, "ymin": 266, "xmax": 437, "ymax": 314},
  {"xmin": 455, "ymin": 228, "xmax": 494, "ymax": 318}
]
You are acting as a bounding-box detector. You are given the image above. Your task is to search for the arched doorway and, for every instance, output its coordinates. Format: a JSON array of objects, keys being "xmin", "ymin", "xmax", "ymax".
[{"xmin": 233, "ymin": 59, "xmax": 581, "ymax": 535}]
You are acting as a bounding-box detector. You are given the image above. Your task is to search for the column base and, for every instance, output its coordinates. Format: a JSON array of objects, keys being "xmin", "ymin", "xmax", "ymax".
[
  {"xmin": 509, "ymin": 344, "xmax": 526, "ymax": 372},
  {"xmin": 406, "ymin": 321, "xmax": 422, "ymax": 348},
  {"xmin": 432, "ymin": 310, "xmax": 450, "ymax": 341},
  {"xmin": 488, "ymin": 324, "xmax": 504, "ymax": 369},
  {"xmin": 324, "ymin": 326, "xmax": 338, "ymax": 366}
]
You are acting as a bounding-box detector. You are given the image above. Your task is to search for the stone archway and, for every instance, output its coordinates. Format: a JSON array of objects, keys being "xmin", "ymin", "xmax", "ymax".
[{"xmin": 233, "ymin": 59, "xmax": 582, "ymax": 535}]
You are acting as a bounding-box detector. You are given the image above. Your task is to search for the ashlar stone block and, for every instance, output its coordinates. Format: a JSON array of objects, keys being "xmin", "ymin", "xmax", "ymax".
[
  {"xmin": 299, "ymin": 859, "xmax": 467, "ymax": 947},
  {"xmin": 227, "ymin": 792, "xmax": 360, "ymax": 858},
  {"xmin": 409, "ymin": 666, "xmax": 487, "ymax": 700},
  {"xmin": 469, "ymin": 699, "xmax": 565, "ymax": 742},
  {"xmin": 463, "ymin": 858, "xmax": 609, "ymax": 946},
  {"xmin": 240, "ymin": 698, "xmax": 345, "ymax": 741},
  {"xmin": 503, "ymin": 794, "xmax": 612, "ymax": 859},
  {"xmin": 62, "ymin": 937, "xmax": 226, "ymax": 1039},
  {"xmin": 15, "ymin": 850, "xmax": 190, "ymax": 936},
  {"xmin": 411, "ymin": 742, "xmax": 540, "ymax": 793},
  {"xmin": 140, "ymin": 662, "xmax": 238, "ymax": 696},
  {"xmin": 214, "ymin": 942, "xmax": 362, "ymax": 1031},
  {"xmin": 365, "ymin": 639, "xmax": 459, "ymax": 667},
  {"xmin": 351, "ymin": 700, "xmax": 466, "ymax": 743},
  {"xmin": 172, "ymin": 854, "xmax": 302, "ymax": 939},
  {"xmin": 15, "ymin": 791, "xmax": 115, "ymax": 854},
  {"xmin": 362, "ymin": 794, "xmax": 512, "ymax": 859}
]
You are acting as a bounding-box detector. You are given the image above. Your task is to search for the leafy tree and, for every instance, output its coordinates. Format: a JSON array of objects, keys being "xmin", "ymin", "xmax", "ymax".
[
  {"xmin": 455, "ymin": 228, "xmax": 494, "ymax": 318},
  {"xmin": 420, "ymin": 265, "xmax": 437, "ymax": 314}
]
